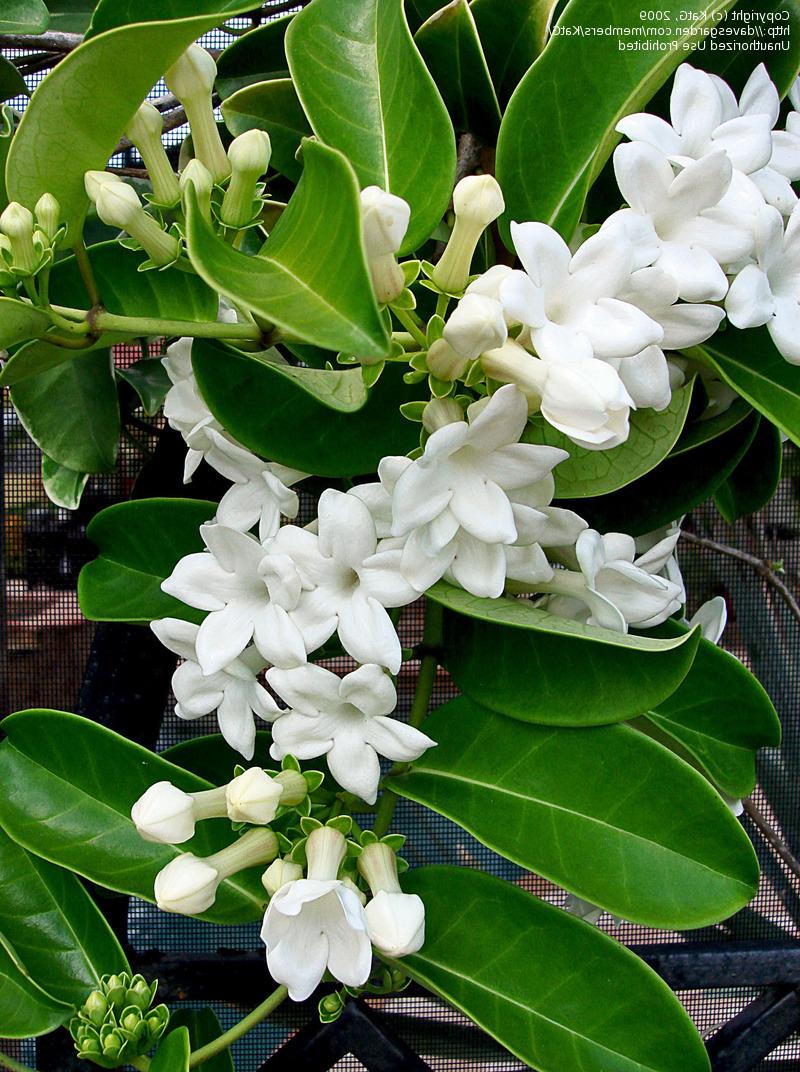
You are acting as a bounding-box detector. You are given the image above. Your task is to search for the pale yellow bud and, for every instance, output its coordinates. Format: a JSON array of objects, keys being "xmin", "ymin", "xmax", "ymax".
[
  {"xmin": 426, "ymin": 338, "xmax": 469, "ymax": 381},
  {"xmin": 432, "ymin": 174, "xmax": 505, "ymax": 294},
  {"xmin": 180, "ymin": 158, "xmax": 213, "ymax": 221},
  {"xmin": 125, "ymin": 102, "xmax": 180, "ymax": 207},
  {"xmin": 221, "ymin": 130, "xmax": 272, "ymax": 229},
  {"xmin": 165, "ymin": 45, "xmax": 230, "ymax": 183},
  {"xmin": 261, "ymin": 858, "xmax": 303, "ymax": 897},
  {"xmin": 34, "ymin": 193, "xmax": 60, "ymax": 243},
  {"xmin": 0, "ymin": 202, "xmax": 37, "ymax": 274}
]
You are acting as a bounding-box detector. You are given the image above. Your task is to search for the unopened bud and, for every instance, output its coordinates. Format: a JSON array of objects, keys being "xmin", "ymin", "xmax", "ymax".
[
  {"xmin": 422, "ymin": 397, "xmax": 463, "ymax": 434},
  {"xmin": 262, "ymin": 857, "xmax": 303, "ymax": 897},
  {"xmin": 34, "ymin": 193, "xmax": 60, "ymax": 243},
  {"xmin": 426, "ymin": 337, "xmax": 468, "ymax": 381},
  {"xmin": 125, "ymin": 102, "xmax": 180, "ymax": 207},
  {"xmin": 358, "ymin": 843, "xmax": 424, "ymax": 957},
  {"xmin": 273, "ymin": 768, "xmax": 308, "ymax": 807},
  {"xmin": 131, "ymin": 781, "xmax": 197, "ymax": 844},
  {"xmin": 432, "ymin": 174, "xmax": 504, "ymax": 294},
  {"xmin": 180, "ymin": 158, "xmax": 213, "ymax": 221},
  {"xmin": 481, "ymin": 339, "xmax": 545, "ymax": 410},
  {"xmin": 84, "ymin": 169, "xmax": 122, "ymax": 203},
  {"xmin": 360, "ymin": 186, "xmax": 410, "ymax": 304},
  {"xmin": 83, "ymin": 990, "xmax": 108, "ymax": 1027},
  {"xmin": 221, "ymin": 129, "xmax": 271, "ymax": 228},
  {"xmin": 165, "ymin": 45, "xmax": 230, "ymax": 183},
  {"xmin": 225, "ymin": 766, "xmax": 282, "ymax": 824},
  {"xmin": 443, "ymin": 293, "xmax": 507, "ymax": 360},
  {"xmin": 92, "ymin": 181, "xmax": 180, "ymax": 267},
  {"xmin": 0, "ymin": 202, "xmax": 37, "ymax": 274}
]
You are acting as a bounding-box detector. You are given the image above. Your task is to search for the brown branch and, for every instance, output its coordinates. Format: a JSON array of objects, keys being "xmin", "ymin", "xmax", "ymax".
[
  {"xmin": 0, "ymin": 31, "xmax": 82, "ymax": 52},
  {"xmin": 113, "ymin": 105, "xmax": 190, "ymax": 154},
  {"xmin": 680, "ymin": 529, "xmax": 800, "ymax": 627},
  {"xmin": 106, "ymin": 167, "xmax": 150, "ymax": 179},
  {"xmin": 743, "ymin": 798, "xmax": 800, "ymax": 880},
  {"xmin": 455, "ymin": 132, "xmax": 483, "ymax": 185}
]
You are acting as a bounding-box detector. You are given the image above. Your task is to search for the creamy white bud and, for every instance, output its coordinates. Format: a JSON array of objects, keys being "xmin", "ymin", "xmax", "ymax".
[
  {"xmin": 443, "ymin": 293, "xmax": 507, "ymax": 359},
  {"xmin": 481, "ymin": 339, "xmax": 545, "ymax": 409},
  {"xmin": 422, "ymin": 397, "xmax": 463, "ymax": 434},
  {"xmin": 164, "ymin": 44, "xmax": 217, "ymax": 101},
  {"xmin": 426, "ymin": 338, "xmax": 469, "ymax": 381},
  {"xmin": 131, "ymin": 781, "xmax": 197, "ymax": 845},
  {"xmin": 180, "ymin": 158, "xmax": 213, "ymax": 220},
  {"xmin": 34, "ymin": 193, "xmax": 60, "ymax": 243},
  {"xmin": 0, "ymin": 202, "xmax": 36, "ymax": 273},
  {"xmin": 221, "ymin": 130, "xmax": 272, "ymax": 229},
  {"xmin": 125, "ymin": 102, "xmax": 180, "ymax": 207},
  {"xmin": 165, "ymin": 46, "xmax": 230, "ymax": 183},
  {"xmin": 261, "ymin": 858, "xmax": 303, "ymax": 897},
  {"xmin": 93, "ymin": 182, "xmax": 180, "ymax": 267},
  {"xmin": 452, "ymin": 174, "xmax": 505, "ymax": 226},
  {"xmin": 225, "ymin": 767, "xmax": 282, "ymax": 825},
  {"xmin": 365, "ymin": 891, "xmax": 425, "ymax": 956},
  {"xmin": 154, "ymin": 853, "xmax": 220, "ymax": 915},
  {"xmin": 433, "ymin": 175, "xmax": 505, "ymax": 293},
  {"xmin": 360, "ymin": 186, "xmax": 410, "ymax": 303},
  {"xmin": 84, "ymin": 169, "xmax": 122, "ymax": 203}
]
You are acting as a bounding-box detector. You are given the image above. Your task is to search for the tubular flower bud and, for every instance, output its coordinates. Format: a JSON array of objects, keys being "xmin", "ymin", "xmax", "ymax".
[
  {"xmin": 358, "ymin": 842, "xmax": 425, "ymax": 957},
  {"xmin": 432, "ymin": 174, "xmax": 504, "ymax": 294},
  {"xmin": 91, "ymin": 181, "xmax": 181, "ymax": 267},
  {"xmin": 262, "ymin": 857, "xmax": 303, "ymax": 897},
  {"xmin": 426, "ymin": 337, "xmax": 469, "ymax": 381},
  {"xmin": 154, "ymin": 827, "xmax": 279, "ymax": 915},
  {"xmin": 273, "ymin": 767, "xmax": 308, "ymax": 807},
  {"xmin": 180, "ymin": 158, "xmax": 214, "ymax": 221},
  {"xmin": 0, "ymin": 202, "xmax": 37, "ymax": 275},
  {"xmin": 422, "ymin": 397, "xmax": 464, "ymax": 434},
  {"xmin": 125, "ymin": 102, "xmax": 181, "ymax": 206},
  {"xmin": 34, "ymin": 193, "xmax": 60, "ymax": 244},
  {"xmin": 84, "ymin": 169, "xmax": 122, "ymax": 202},
  {"xmin": 225, "ymin": 766, "xmax": 283, "ymax": 824},
  {"xmin": 165, "ymin": 45, "xmax": 230, "ymax": 184},
  {"xmin": 221, "ymin": 129, "xmax": 271, "ymax": 229},
  {"xmin": 130, "ymin": 780, "xmax": 229, "ymax": 844},
  {"xmin": 360, "ymin": 185, "xmax": 411, "ymax": 303},
  {"xmin": 443, "ymin": 292, "xmax": 508, "ymax": 360}
]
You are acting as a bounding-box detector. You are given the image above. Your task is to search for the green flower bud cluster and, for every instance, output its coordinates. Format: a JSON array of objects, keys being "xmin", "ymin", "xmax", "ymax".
[
  {"xmin": 69, "ymin": 972, "xmax": 169, "ymax": 1068},
  {"xmin": 0, "ymin": 194, "xmax": 63, "ymax": 283}
]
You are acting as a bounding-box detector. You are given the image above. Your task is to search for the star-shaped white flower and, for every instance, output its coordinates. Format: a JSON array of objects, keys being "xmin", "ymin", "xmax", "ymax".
[{"xmin": 266, "ymin": 663, "xmax": 434, "ymax": 804}]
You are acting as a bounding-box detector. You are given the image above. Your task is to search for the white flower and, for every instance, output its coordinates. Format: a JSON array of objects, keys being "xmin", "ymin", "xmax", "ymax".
[
  {"xmin": 131, "ymin": 782, "xmax": 198, "ymax": 845},
  {"xmin": 151, "ymin": 617, "xmax": 278, "ymax": 760},
  {"xmin": 725, "ymin": 203, "xmax": 800, "ymax": 363},
  {"xmin": 609, "ymin": 144, "xmax": 753, "ymax": 300},
  {"xmin": 360, "ymin": 186, "xmax": 411, "ymax": 303},
  {"xmin": 365, "ymin": 892, "xmax": 425, "ymax": 957},
  {"xmin": 161, "ymin": 524, "xmax": 308, "ymax": 675},
  {"xmin": 273, "ymin": 489, "xmax": 417, "ymax": 674},
  {"xmin": 442, "ymin": 292, "xmax": 508, "ymax": 360},
  {"xmin": 381, "ymin": 385, "xmax": 568, "ymax": 598},
  {"xmin": 261, "ymin": 826, "xmax": 372, "ymax": 1001},
  {"xmin": 225, "ymin": 767, "xmax": 283, "ymax": 825},
  {"xmin": 161, "ymin": 337, "xmax": 225, "ymax": 482},
  {"xmin": 266, "ymin": 663, "xmax": 434, "ymax": 805},
  {"xmin": 155, "ymin": 853, "xmax": 221, "ymax": 915},
  {"xmin": 687, "ymin": 595, "xmax": 727, "ymax": 644},
  {"xmin": 499, "ymin": 223, "xmax": 663, "ymax": 361}
]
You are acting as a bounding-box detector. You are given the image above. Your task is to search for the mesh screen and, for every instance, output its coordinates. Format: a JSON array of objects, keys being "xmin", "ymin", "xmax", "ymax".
[{"xmin": 1, "ymin": 20, "xmax": 800, "ymax": 1071}]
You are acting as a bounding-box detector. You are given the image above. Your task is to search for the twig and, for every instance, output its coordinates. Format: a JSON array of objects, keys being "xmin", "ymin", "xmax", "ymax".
[
  {"xmin": 0, "ymin": 31, "xmax": 82, "ymax": 52},
  {"xmin": 455, "ymin": 132, "xmax": 483, "ymax": 185},
  {"xmin": 743, "ymin": 798, "xmax": 800, "ymax": 880},
  {"xmin": 107, "ymin": 166, "xmax": 150, "ymax": 179},
  {"xmin": 681, "ymin": 529, "xmax": 800, "ymax": 627}
]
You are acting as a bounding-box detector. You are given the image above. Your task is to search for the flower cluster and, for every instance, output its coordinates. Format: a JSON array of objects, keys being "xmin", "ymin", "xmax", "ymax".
[{"xmin": 69, "ymin": 973, "xmax": 169, "ymax": 1069}]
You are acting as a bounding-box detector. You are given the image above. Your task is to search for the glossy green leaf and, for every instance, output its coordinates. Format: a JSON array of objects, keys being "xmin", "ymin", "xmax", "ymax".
[
  {"xmin": 117, "ymin": 358, "xmax": 172, "ymax": 416},
  {"xmin": 10, "ymin": 348, "xmax": 120, "ymax": 472},
  {"xmin": 0, "ymin": 105, "xmax": 15, "ymax": 211},
  {"xmin": 151, "ymin": 1026, "xmax": 190, "ymax": 1072},
  {"xmin": 0, "ymin": 933, "xmax": 69, "ymax": 1039},
  {"xmin": 643, "ymin": 623, "xmax": 781, "ymax": 799},
  {"xmin": 0, "ymin": 825, "xmax": 128, "ymax": 1007},
  {"xmin": 46, "ymin": 0, "xmax": 95, "ymax": 34},
  {"xmin": 168, "ymin": 1008, "xmax": 234, "ymax": 1072},
  {"xmin": 693, "ymin": 0, "xmax": 800, "ymax": 97},
  {"xmin": 396, "ymin": 699, "xmax": 759, "ymax": 928},
  {"xmin": 698, "ymin": 326, "xmax": 800, "ymax": 449},
  {"xmin": 79, "ymin": 497, "xmax": 214, "ymax": 623},
  {"xmin": 526, "ymin": 378, "xmax": 693, "ymax": 498},
  {"xmin": 163, "ymin": 734, "xmax": 273, "ymax": 786},
  {"xmin": 495, "ymin": 0, "xmax": 736, "ymax": 241},
  {"xmin": 0, "ymin": 710, "xmax": 267, "ymax": 924},
  {"xmin": 565, "ymin": 410, "xmax": 760, "ymax": 536},
  {"xmin": 0, "ymin": 56, "xmax": 29, "ymax": 103},
  {"xmin": 714, "ymin": 417, "xmax": 782, "ymax": 523},
  {"xmin": 415, "ymin": 1, "xmax": 501, "ymax": 140},
  {"xmin": 193, "ymin": 339, "xmax": 424, "ymax": 477},
  {"xmin": 221, "ymin": 78, "xmax": 311, "ymax": 182},
  {"xmin": 669, "ymin": 397, "xmax": 752, "ymax": 455},
  {"xmin": 0, "ymin": 297, "xmax": 53, "ymax": 351},
  {"xmin": 185, "ymin": 139, "xmax": 389, "ymax": 357},
  {"xmin": 6, "ymin": 0, "xmax": 257, "ymax": 242},
  {"xmin": 41, "ymin": 455, "xmax": 89, "ymax": 510},
  {"xmin": 401, "ymin": 866, "xmax": 711, "ymax": 1072},
  {"xmin": 470, "ymin": 0, "xmax": 557, "ymax": 105},
  {"xmin": 428, "ymin": 580, "xmax": 699, "ymax": 725},
  {"xmin": 0, "ymin": 0, "xmax": 49, "ymax": 33},
  {"xmin": 216, "ymin": 14, "xmax": 293, "ymax": 98},
  {"xmin": 286, "ymin": 0, "xmax": 456, "ymax": 251}
]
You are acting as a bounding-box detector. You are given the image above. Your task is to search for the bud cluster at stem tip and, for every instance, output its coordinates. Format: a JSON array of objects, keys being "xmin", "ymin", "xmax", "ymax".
[{"xmin": 70, "ymin": 972, "xmax": 169, "ymax": 1069}]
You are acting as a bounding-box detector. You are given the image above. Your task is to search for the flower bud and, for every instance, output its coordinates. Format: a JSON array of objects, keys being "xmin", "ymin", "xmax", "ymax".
[
  {"xmin": 357, "ymin": 841, "xmax": 402, "ymax": 895},
  {"xmin": 34, "ymin": 193, "xmax": 60, "ymax": 243},
  {"xmin": 91, "ymin": 181, "xmax": 180, "ymax": 267},
  {"xmin": 443, "ymin": 292, "xmax": 507, "ymax": 360},
  {"xmin": 71, "ymin": 971, "xmax": 169, "ymax": 1067},
  {"xmin": 225, "ymin": 766, "xmax": 282, "ymax": 824},
  {"xmin": 481, "ymin": 339, "xmax": 545, "ymax": 409},
  {"xmin": 426, "ymin": 337, "xmax": 468, "ymax": 381},
  {"xmin": 365, "ymin": 890, "xmax": 425, "ymax": 956},
  {"xmin": 422, "ymin": 397, "xmax": 463, "ymax": 434},
  {"xmin": 360, "ymin": 186, "xmax": 410, "ymax": 304},
  {"xmin": 84, "ymin": 169, "xmax": 122, "ymax": 203},
  {"xmin": 83, "ymin": 989, "xmax": 108, "ymax": 1027},
  {"xmin": 305, "ymin": 825, "xmax": 347, "ymax": 881},
  {"xmin": 154, "ymin": 853, "xmax": 220, "ymax": 915},
  {"xmin": 125, "ymin": 102, "xmax": 180, "ymax": 207},
  {"xmin": 273, "ymin": 768, "xmax": 308, "ymax": 807},
  {"xmin": 221, "ymin": 129, "xmax": 271, "ymax": 229},
  {"xmin": 432, "ymin": 174, "xmax": 504, "ymax": 294},
  {"xmin": 0, "ymin": 202, "xmax": 37, "ymax": 274},
  {"xmin": 180, "ymin": 158, "xmax": 213, "ymax": 221},
  {"xmin": 131, "ymin": 781, "xmax": 197, "ymax": 844},
  {"xmin": 262, "ymin": 857, "xmax": 303, "ymax": 897},
  {"xmin": 165, "ymin": 45, "xmax": 230, "ymax": 184}
]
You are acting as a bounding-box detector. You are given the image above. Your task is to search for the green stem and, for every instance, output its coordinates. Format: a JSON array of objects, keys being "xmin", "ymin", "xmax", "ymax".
[
  {"xmin": 49, "ymin": 304, "xmax": 263, "ymax": 341},
  {"xmin": 392, "ymin": 307, "xmax": 428, "ymax": 349},
  {"xmin": 373, "ymin": 599, "xmax": 443, "ymax": 838},
  {"xmin": 435, "ymin": 291, "xmax": 450, "ymax": 320},
  {"xmin": 188, "ymin": 986, "xmax": 288, "ymax": 1068},
  {"xmin": 0, "ymin": 1054, "xmax": 39, "ymax": 1072},
  {"xmin": 72, "ymin": 239, "xmax": 101, "ymax": 306}
]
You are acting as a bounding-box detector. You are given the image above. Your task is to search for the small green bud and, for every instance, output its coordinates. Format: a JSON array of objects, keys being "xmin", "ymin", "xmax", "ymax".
[
  {"xmin": 221, "ymin": 129, "xmax": 271, "ymax": 229},
  {"xmin": 125, "ymin": 974, "xmax": 155, "ymax": 1010},
  {"xmin": 120, "ymin": 1007, "xmax": 143, "ymax": 1033},
  {"xmin": 125, "ymin": 102, "xmax": 180, "ymax": 207},
  {"xmin": 34, "ymin": 192, "xmax": 60, "ymax": 243},
  {"xmin": 0, "ymin": 201, "xmax": 37, "ymax": 275},
  {"xmin": 83, "ymin": 989, "xmax": 109, "ymax": 1026},
  {"xmin": 180, "ymin": 158, "xmax": 213, "ymax": 221},
  {"xmin": 99, "ymin": 1024, "xmax": 126, "ymax": 1058}
]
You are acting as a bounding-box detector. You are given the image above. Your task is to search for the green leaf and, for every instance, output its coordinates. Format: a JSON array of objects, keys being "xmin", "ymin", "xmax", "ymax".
[
  {"xmin": 117, "ymin": 357, "xmax": 172, "ymax": 416},
  {"xmin": 396, "ymin": 699, "xmax": 759, "ymax": 928},
  {"xmin": 168, "ymin": 1008, "xmax": 234, "ymax": 1072},
  {"xmin": 45, "ymin": 0, "xmax": 95, "ymax": 34},
  {"xmin": 469, "ymin": 0, "xmax": 557, "ymax": 105},
  {"xmin": 6, "ymin": 0, "xmax": 257, "ymax": 242},
  {"xmin": 643, "ymin": 623, "xmax": 781, "ymax": 799},
  {"xmin": 0, "ymin": 297, "xmax": 53, "ymax": 350},
  {"xmin": 79, "ymin": 497, "xmax": 215, "ymax": 623},
  {"xmin": 0, "ymin": 824, "xmax": 129, "ymax": 1007},
  {"xmin": 286, "ymin": 0, "xmax": 456, "ymax": 252},
  {"xmin": 41, "ymin": 454, "xmax": 89, "ymax": 510},
  {"xmin": 0, "ymin": 105, "xmax": 16, "ymax": 211},
  {"xmin": 692, "ymin": 0, "xmax": 800, "ymax": 97},
  {"xmin": 415, "ymin": 1, "xmax": 501, "ymax": 141},
  {"xmin": 0, "ymin": 0, "xmax": 49, "ymax": 33},
  {"xmin": 714, "ymin": 417, "xmax": 782, "ymax": 523},
  {"xmin": 0, "ymin": 710, "xmax": 267, "ymax": 924},
  {"xmin": 698, "ymin": 326, "xmax": 800, "ymax": 449},
  {"xmin": 495, "ymin": 0, "xmax": 736, "ymax": 241},
  {"xmin": 10, "ymin": 348, "xmax": 120, "ymax": 472},
  {"xmin": 185, "ymin": 139, "xmax": 389, "ymax": 357},
  {"xmin": 164, "ymin": 734, "xmax": 273, "ymax": 787},
  {"xmin": 216, "ymin": 14, "xmax": 293, "ymax": 98},
  {"xmin": 428, "ymin": 580, "xmax": 699, "ymax": 725},
  {"xmin": 565, "ymin": 409, "xmax": 760, "ymax": 537},
  {"xmin": 0, "ymin": 55, "xmax": 29, "ymax": 103},
  {"xmin": 221, "ymin": 78, "xmax": 311, "ymax": 183},
  {"xmin": 526, "ymin": 378, "xmax": 693, "ymax": 498},
  {"xmin": 151, "ymin": 1025, "xmax": 190, "ymax": 1072},
  {"xmin": 0, "ymin": 933, "xmax": 69, "ymax": 1039},
  {"xmin": 192, "ymin": 339, "xmax": 425, "ymax": 477},
  {"xmin": 401, "ymin": 866, "xmax": 711, "ymax": 1072}
]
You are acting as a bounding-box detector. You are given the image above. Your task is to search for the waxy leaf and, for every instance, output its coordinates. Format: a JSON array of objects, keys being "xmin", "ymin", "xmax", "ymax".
[
  {"xmin": 0, "ymin": 934, "xmax": 69, "ymax": 1039},
  {"xmin": 699, "ymin": 326, "xmax": 800, "ymax": 449},
  {"xmin": 0, "ymin": 825, "xmax": 128, "ymax": 1007},
  {"xmin": 714, "ymin": 417, "xmax": 782, "ymax": 523},
  {"xmin": 428, "ymin": 580, "xmax": 699, "ymax": 724},
  {"xmin": 0, "ymin": 56, "xmax": 28, "ymax": 104},
  {"xmin": 0, "ymin": 0, "xmax": 49, "ymax": 33},
  {"xmin": 527, "ymin": 377, "xmax": 693, "ymax": 497},
  {"xmin": 395, "ymin": 699, "xmax": 759, "ymax": 928},
  {"xmin": 79, "ymin": 497, "xmax": 215, "ymax": 623},
  {"xmin": 693, "ymin": 0, "xmax": 800, "ymax": 97},
  {"xmin": 0, "ymin": 297, "xmax": 53, "ymax": 351},
  {"xmin": 216, "ymin": 14, "xmax": 293, "ymax": 98},
  {"xmin": 41, "ymin": 455, "xmax": 89, "ymax": 510},
  {"xmin": 221, "ymin": 78, "xmax": 311, "ymax": 183},
  {"xmin": 193, "ymin": 339, "xmax": 425, "ymax": 477},
  {"xmin": 151, "ymin": 1026, "xmax": 191, "ymax": 1072},
  {"xmin": 117, "ymin": 357, "xmax": 172, "ymax": 416},
  {"xmin": 401, "ymin": 866, "xmax": 711, "ymax": 1071},
  {"xmin": 415, "ymin": 0, "xmax": 501, "ymax": 141},
  {"xmin": 495, "ymin": 0, "xmax": 736, "ymax": 241},
  {"xmin": 185, "ymin": 139, "xmax": 390, "ymax": 357},
  {"xmin": 0, "ymin": 711, "xmax": 267, "ymax": 924},
  {"xmin": 470, "ymin": 0, "xmax": 558, "ymax": 105},
  {"xmin": 6, "ymin": 0, "xmax": 257, "ymax": 241},
  {"xmin": 286, "ymin": 0, "xmax": 456, "ymax": 251},
  {"xmin": 168, "ymin": 1008, "xmax": 235, "ymax": 1072}
]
